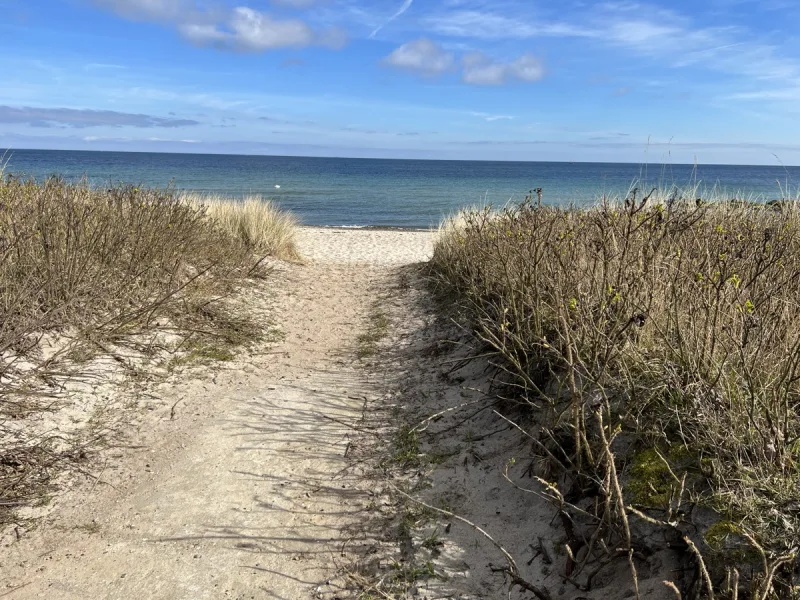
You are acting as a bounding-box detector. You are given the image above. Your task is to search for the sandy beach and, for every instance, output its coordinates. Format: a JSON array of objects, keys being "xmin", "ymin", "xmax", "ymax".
[
  {"xmin": 1, "ymin": 227, "xmax": 433, "ymax": 599},
  {"xmin": 2, "ymin": 225, "xmax": 680, "ymax": 600},
  {"xmin": 9, "ymin": 1, "xmax": 798, "ymax": 593}
]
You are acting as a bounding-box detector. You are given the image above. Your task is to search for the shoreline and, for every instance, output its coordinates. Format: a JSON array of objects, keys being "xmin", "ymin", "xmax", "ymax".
[{"xmin": 300, "ymin": 223, "xmax": 435, "ymax": 232}]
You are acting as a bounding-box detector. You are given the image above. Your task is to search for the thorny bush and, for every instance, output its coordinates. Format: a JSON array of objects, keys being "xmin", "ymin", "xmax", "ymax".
[{"xmin": 431, "ymin": 192, "xmax": 800, "ymax": 598}]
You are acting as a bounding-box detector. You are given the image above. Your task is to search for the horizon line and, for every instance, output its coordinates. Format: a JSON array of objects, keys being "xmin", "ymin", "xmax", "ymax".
[{"xmin": 3, "ymin": 146, "xmax": 800, "ymax": 169}]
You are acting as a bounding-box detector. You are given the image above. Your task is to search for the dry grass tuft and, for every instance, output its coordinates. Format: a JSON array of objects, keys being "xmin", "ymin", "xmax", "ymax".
[
  {"xmin": 182, "ymin": 193, "xmax": 300, "ymax": 261},
  {"xmin": 0, "ymin": 175, "xmax": 298, "ymax": 525},
  {"xmin": 431, "ymin": 186, "xmax": 800, "ymax": 598}
]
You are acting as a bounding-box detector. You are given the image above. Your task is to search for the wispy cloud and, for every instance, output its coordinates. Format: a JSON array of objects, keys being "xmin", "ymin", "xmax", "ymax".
[
  {"xmin": 420, "ymin": 10, "xmax": 594, "ymax": 40},
  {"xmin": 146, "ymin": 137, "xmax": 201, "ymax": 142},
  {"xmin": 729, "ymin": 87, "xmax": 800, "ymax": 101},
  {"xmin": 82, "ymin": 135, "xmax": 201, "ymax": 143},
  {"xmin": 419, "ymin": 2, "xmax": 800, "ymax": 91},
  {"xmin": 181, "ymin": 8, "xmax": 348, "ymax": 51},
  {"xmin": 94, "ymin": 0, "xmax": 347, "ymax": 52},
  {"xmin": 470, "ymin": 111, "xmax": 514, "ymax": 121},
  {"xmin": 369, "ymin": 0, "xmax": 413, "ymax": 39},
  {"xmin": 383, "ymin": 39, "xmax": 544, "ymax": 86},
  {"xmin": 84, "ymin": 62, "xmax": 127, "ymax": 71},
  {"xmin": 462, "ymin": 53, "xmax": 545, "ymax": 85},
  {"xmin": 383, "ymin": 38, "xmax": 454, "ymax": 76},
  {"xmin": 0, "ymin": 105, "xmax": 199, "ymax": 128}
]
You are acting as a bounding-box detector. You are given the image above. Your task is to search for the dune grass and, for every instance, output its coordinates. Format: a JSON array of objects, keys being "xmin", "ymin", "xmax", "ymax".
[
  {"xmin": 0, "ymin": 175, "xmax": 299, "ymax": 525},
  {"xmin": 430, "ymin": 186, "xmax": 800, "ymax": 598},
  {"xmin": 182, "ymin": 193, "xmax": 300, "ymax": 261}
]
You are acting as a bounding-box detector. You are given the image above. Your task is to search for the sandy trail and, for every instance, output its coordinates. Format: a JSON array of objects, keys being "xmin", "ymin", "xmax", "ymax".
[{"xmin": 2, "ymin": 228, "xmax": 433, "ymax": 599}]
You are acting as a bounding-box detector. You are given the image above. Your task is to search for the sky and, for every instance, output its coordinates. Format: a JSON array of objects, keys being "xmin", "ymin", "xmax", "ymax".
[{"xmin": 2, "ymin": 0, "xmax": 800, "ymax": 164}]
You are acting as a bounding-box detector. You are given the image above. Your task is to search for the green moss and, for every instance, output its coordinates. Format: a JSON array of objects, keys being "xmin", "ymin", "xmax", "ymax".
[
  {"xmin": 626, "ymin": 444, "xmax": 705, "ymax": 509},
  {"xmin": 394, "ymin": 425, "xmax": 420, "ymax": 466},
  {"xmin": 165, "ymin": 340, "xmax": 236, "ymax": 371},
  {"xmin": 190, "ymin": 344, "xmax": 236, "ymax": 362},
  {"xmin": 703, "ymin": 520, "xmax": 741, "ymax": 552},
  {"xmin": 389, "ymin": 560, "xmax": 436, "ymax": 584},
  {"xmin": 356, "ymin": 309, "xmax": 390, "ymax": 359},
  {"xmin": 627, "ymin": 448, "xmax": 674, "ymax": 508},
  {"xmin": 701, "ymin": 520, "xmax": 762, "ymax": 568}
]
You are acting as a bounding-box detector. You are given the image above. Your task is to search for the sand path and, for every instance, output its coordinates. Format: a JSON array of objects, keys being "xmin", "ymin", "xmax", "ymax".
[{"xmin": 1, "ymin": 228, "xmax": 433, "ymax": 599}]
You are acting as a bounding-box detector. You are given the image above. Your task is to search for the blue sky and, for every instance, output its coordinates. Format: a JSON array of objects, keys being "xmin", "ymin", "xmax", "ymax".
[{"xmin": 2, "ymin": 0, "xmax": 800, "ymax": 164}]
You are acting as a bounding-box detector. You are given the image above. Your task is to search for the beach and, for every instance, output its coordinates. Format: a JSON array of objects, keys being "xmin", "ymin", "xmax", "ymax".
[
  {"xmin": 7, "ymin": 0, "xmax": 800, "ymax": 593},
  {"xmin": 1, "ymin": 227, "xmax": 435, "ymax": 599},
  {"xmin": 4, "ymin": 185, "xmax": 796, "ymax": 599}
]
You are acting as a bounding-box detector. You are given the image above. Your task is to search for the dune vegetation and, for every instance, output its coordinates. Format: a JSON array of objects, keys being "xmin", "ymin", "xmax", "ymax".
[
  {"xmin": 0, "ymin": 175, "xmax": 298, "ymax": 525},
  {"xmin": 430, "ymin": 187, "xmax": 800, "ymax": 598},
  {"xmin": 181, "ymin": 193, "xmax": 300, "ymax": 261}
]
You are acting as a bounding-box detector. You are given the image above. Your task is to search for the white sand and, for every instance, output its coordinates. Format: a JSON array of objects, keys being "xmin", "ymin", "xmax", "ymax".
[
  {"xmin": 1, "ymin": 227, "xmax": 675, "ymax": 600},
  {"xmin": 1, "ymin": 228, "xmax": 433, "ymax": 600},
  {"xmin": 297, "ymin": 226, "xmax": 435, "ymax": 265}
]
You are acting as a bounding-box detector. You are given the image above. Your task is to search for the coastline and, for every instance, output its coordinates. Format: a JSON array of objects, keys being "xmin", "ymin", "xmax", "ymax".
[
  {"xmin": 300, "ymin": 223, "xmax": 435, "ymax": 232},
  {"xmin": 297, "ymin": 225, "xmax": 435, "ymax": 265}
]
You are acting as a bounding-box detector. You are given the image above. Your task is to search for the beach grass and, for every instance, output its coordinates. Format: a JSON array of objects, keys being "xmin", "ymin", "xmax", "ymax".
[
  {"xmin": 0, "ymin": 175, "xmax": 298, "ymax": 523},
  {"xmin": 181, "ymin": 193, "xmax": 300, "ymax": 261},
  {"xmin": 430, "ymin": 186, "xmax": 800, "ymax": 597}
]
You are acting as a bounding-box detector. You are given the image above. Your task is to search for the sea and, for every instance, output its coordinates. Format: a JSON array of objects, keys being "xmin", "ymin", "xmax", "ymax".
[{"xmin": 3, "ymin": 149, "xmax": 799, "ymax": 228}]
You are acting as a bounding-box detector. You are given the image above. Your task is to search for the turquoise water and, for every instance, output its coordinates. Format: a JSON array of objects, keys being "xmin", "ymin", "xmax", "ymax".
[{"xmin": 3, "ymin": 149, "xmax": 799, "ymax": 227}]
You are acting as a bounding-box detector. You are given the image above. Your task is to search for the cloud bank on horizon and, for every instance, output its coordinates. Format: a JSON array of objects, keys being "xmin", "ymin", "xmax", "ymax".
[{"xmin": 1, "ymin": 0, "xmax": 800, "ymax": 164}]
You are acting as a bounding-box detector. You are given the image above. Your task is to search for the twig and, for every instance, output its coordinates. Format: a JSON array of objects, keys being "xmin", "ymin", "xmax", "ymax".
[
  {"xmin": 410, "ymin": 397, "xmax": 487, "ymax": 433},
  {"xmin": 0, "ymin": 582, "xmax": 32, "ymax": 597},
  {"xmin": 170, "ymin": 397, "xmax": 184, "ymax": 420},
  {"xmin": 489, "ymin": 565, "xmax": 553, "ymax": 600},
  {"xmin": 683, "ymin": 536, "xmax": 715, "ymax": 600},
  {"xmin": 389, "ymin": 484, "xmax": 518, "ymax": 573},
  {"xmin": 493, "ymin": 409, "xmax": 572, "ymax": 472},
  {"xmin": 89, "ymin": 459, "xmax": 109, "ymax": 495},
  {"xmin": 663, "ymin": 580, "xmax": 682, "ymax": 599}
]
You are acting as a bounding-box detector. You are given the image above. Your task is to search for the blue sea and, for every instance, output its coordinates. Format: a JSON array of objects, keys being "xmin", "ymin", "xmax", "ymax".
[{"xmin": 3, "ymin": 149, "xmax": 799, "ymax": 228}]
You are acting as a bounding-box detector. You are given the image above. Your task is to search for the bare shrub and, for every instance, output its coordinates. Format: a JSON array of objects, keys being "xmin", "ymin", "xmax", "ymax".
[
  {"xmin": 431, "ymin": 189, "xmax": 800, "ymax": 598},
  {"xmin": 0, "ymin": 176, "xmax": 297, "ymax": 524}
]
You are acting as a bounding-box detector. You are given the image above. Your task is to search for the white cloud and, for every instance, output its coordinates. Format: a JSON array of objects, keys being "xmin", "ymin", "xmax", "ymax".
[
  {"xmin": 179, "ymin": 23, "xmax": 231, "ymax": 45},
  {"xmin": 370, "ymin": 0, "xmax": 413, "ymax": 39},
  {"xmin": 382, "ymin": 38, "xmax": 544, "ymax": 86},
  {"xmin": 182, "ymin": 8, "xmax": 315, "ymax": 50},
  {"xmin": 470, "ymin": 111, "xmax": 514, "ymax": 121},
  {"xmin": 83, "ymin": 136, "xmax": 133, "ymax": 142},
  {"xmin": 462, "ymin": 53, "xmax": 545, "ymax": 85},
  {"xmin": 421, "ymin": 11, "xmax": 528, "ymax": 38},
  {"xmin": 95, "ymin": 1, "xmax": 346, "ymax": 52},
  {"xmin": 0, "ymin": 105, "xmax": 199, "ymax": 128},
  {"xmin": 728, "ymin": 87, "xmax": 800, "ymax": 101},
  {"xmin": 420, "ymin": 2, "xmax": 800, "ymax": 91},
  {"xmin": 231, "ymin": 8, "xmax": 315, "ymax": 50},
  {"xmin": 383, "ymin": 38, "xmax": 454, "ymax": 75}
]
